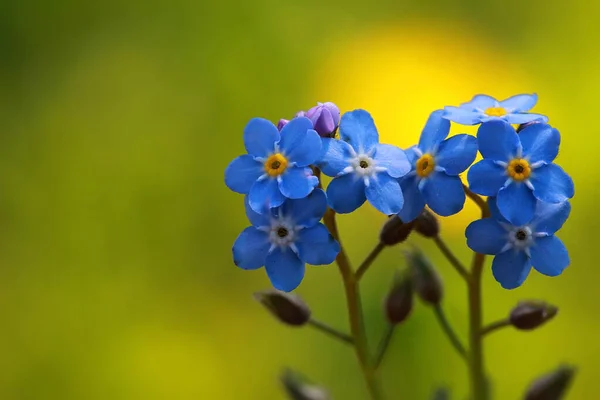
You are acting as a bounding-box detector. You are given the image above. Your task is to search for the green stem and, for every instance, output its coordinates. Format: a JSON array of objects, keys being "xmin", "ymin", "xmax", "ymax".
[
  {"xmin": 433, "ymin": 304, "xmax": 467, "ymax": 360},
  {"xmin": 433, "ymin": 235, "xmax": 469, "ymax": 281},
  {"xmin": 355, "ymin": 242, "xmax": 386, "ymax": 281},
  {"xmin": 308, "ymin": 318, "xmax": 354, "ymax": 345},
  {"xmin": 481, "ymin": 319, "xmax": 511, "ymax": 337},
  {"xmin": 374, "ymin": 324, "xmax": 395, "ymax": 370},
  {"xmin": 323, "ymin": 208, "xmax": 382, "ymax": 400}
]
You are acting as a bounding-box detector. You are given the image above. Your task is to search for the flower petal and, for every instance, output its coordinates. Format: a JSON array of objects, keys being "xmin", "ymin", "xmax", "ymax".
[
  {"xmin": 297, "ymin": 224, "xmax": 340, "ymax": 265},
  {"xmin": 224, "ymin": 155, "xmax": 264, "ymax": 194},
  {"xmin": 248, "ymin": 178, "xmax": 285, "ymax": 212},
  {"xmin": 265, "ymin": 247, "xmax": 305, "ymax": 292},
  {"xmin": 532, "ymin": 201, "xmax": 571, "ymax": 235},
  {"xmin": 467, "ymin": 159, "xmax": 507, "ymax": 196},
  {"xmin": 365, "ymin": 173, "xmax": 404, "ymax": 215},
  {"xmin": 530, "ymin": 236, "xmax": 570, "ymax": 277},
  {"xmin": 499, "ymin": 93, "xmax": 538, "ymax": 112},
  {"xmin": 326, "ymin": 174, "xmax": 366, "ymax": 214},
  {"xmin": 319, "ymin": 138, "xmax": 354, "ymax": 176},
  {"xmin": 419, "ymin": 110, "xmax": 450, "ymax": 152},
  {"xmin": 519, "ymin": 123, "xmax": 560, "ymax": 164},
  {"xmin": 397, "ymin": 176, "xmax": 425, "ymax": 222},
  {"xmin": 491, "ymin": 251, "xmax": 532, "ymax": 289},
  {"xmin": 487, "ymin": 197, "xmax": 509, "ymax": 224},
  {"xmin": 477, "ymin": 120, "xmax": 520, "ymax": 161},
  {"xmin": 530, "ymin": 164, "xmax": 574, "ymax": 204},
  {"xmin": 505, "ymin": 113, "xmax": 548, "ymax": 125},
  {"xmin": 339, "ymin": 109, "xmax": 379, "ymax": 152},
  {"xmin": 421, "ymin": 173, "xmax": 465, "ymax": 217},
  {"xmin": 436, "ymin": 134, "xmax": 478, "ymax": 175},
  {"xmin": 281, "ymin": 188, "xmax": 327, "ymax": 227},
  {"xmin": 462, "ymin": 94, "xmax": 497, "ymax": 109},
  {"xmin": 232, "ymin": 227, "xmax": 270, "ymax": 270},
  {"xmin": 279, "ymin": 167, "xmax": 318, "ymax": 199},
  {"xmin": 373, "ymin": 144, "xmax": 411, "ymax": 178},
  {"xmin": 279, "ymin": 117, "xmax": 322, "ymax": 166},
  {"xmin": 497, "ymin": 182, "xmax": 536, "ymax": 225},
  {"xmin": 465, "ymin": 219, "xmax": 508, "ymax": 254},
  {"xmin": 244, "ymin": 195, "xmax": 271, "ymax": 227},
  {"xmin": 442, "ymin": 107, "xmax": 484, "ymax": 125},
  {"xmin": 243, "ymin": 118, "xmax": 280, "ymax": 157},
  {"xmin": 405, "ymin": 145, "xmax": 421, "ymax": 166}
]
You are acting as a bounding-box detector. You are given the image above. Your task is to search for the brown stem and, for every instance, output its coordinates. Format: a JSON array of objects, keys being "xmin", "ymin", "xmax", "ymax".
[{"xmin": 355, "ymin": 242, "xmax": 386, "ymax": 281}]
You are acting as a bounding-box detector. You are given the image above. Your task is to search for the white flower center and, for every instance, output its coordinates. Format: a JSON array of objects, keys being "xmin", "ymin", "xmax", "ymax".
[
  {"xmin": 338, "ymin": 146, "xmax": 387, "ymax": 187},
  {"xmin": 265, "ymin": 216, "xmax": 300, "ymax": 254}
]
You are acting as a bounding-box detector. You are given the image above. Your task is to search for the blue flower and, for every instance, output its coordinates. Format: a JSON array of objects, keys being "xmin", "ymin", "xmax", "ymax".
[
  {"xmin": 465, "ymin": 197, "xmax": 571, "ymax": 289},
  {"xmin": 467, "ymin": 120, "xmax": 574, "ymax": 225},
  {"xmin": 319, "ymin": 110, "xmax": 411, "ymax": 214},
  {"xmin": 398, "ymin": 110, "xmax": 478, "ymax": 222},
  {"xmin": 232, "ymin": 189, "xmax": 340, "ymax": 292},
  {"xmin": 225, "ymin": 117, "xmax": 322, "ymax": 213},
  {"xmin": 443, "ymin": 94, "xmax": 548, "ymax": 125}
]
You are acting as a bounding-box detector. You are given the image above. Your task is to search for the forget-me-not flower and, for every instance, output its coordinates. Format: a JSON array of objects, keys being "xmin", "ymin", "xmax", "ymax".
[
  {"xmin": 466, "ymin": 197, "xmax": 571, "ymax": 289},
  {"xmin": 232, "ymin": 189, "xmax": 340, "ymax": 292},
  {"xmin": 467, "ymin": 120, "xmax": 574, "ymax": 225},
  {"xmin": 225, "ymin": 117, "xmax": 321, "ymax": 213},
  {"xmin": 443, "ymin": 94, "xmax": 548, "ymax": 125},
  {"xmin": 319, "ymin": 110, "xmax": 411, "ymax": 214},
  {"xmin": 398, "ymin": 110, "xmax": 478, "ymax": 222}
]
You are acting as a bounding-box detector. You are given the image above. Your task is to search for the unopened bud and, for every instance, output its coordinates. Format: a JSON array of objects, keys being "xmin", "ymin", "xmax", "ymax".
[
  {"xmin": 384, "ymin": 271, "xmax": 413, "ymax": 325},
  {"xmin": 306, "ymin": 102, "xmax": 341, "ymax": 138},
  {"xmin": 281, "ymin": 369, "xmax": 330, "ymax": 400},
  {"xmin": 254, "ymin": 289, "xmax": 311, "ymax": 326},
  {"xmin": 295, "ymin": 110, "xmax": 306, "ymax": 118},
  {"xmin": 379, "ymin": 215, "xmax": 415, "ymax": 245},
  {"xmin": 517, "ymin": 119, "xmax": 544, "ymax": 133},
  {"xmin": 509, "ymin": 300, "xmax": 558, "ymax": 330},
  {"xmin": 405, "ymin": 248, "xmax": 443, "ymax": 305},
  {"xmin": 431, "ymin": 387, "xmax": 450, "ymax": 400},
  {"xmin": 277, "ymin": 118, "xmax": 290, "ymax": 131},
  {"xmin": 524, "ymin": 365, "xmax": 576, "ymax": 400},
  {"xmin": 414, "ymin": 209, "xmax": 440, "ymax": 238}
]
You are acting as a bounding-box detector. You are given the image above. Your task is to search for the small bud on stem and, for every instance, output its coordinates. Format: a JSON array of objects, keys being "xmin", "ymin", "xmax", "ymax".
[
  {"xmin": 281, "ymin": 369, "xmax": 330, "ymax": 400},
  {"xmin": 379, "ymin": 215, "xmax": 414, "ymax": 246},
  {"xmin": 510, "ymin": 300, "xmax": 558, "ymax": 330},
  {"xmin": 405, "ymin": 248, "xmax": 444, "ymax": 305},
  {"xmin": 384, "ymin": 270, "xmax": 413, "ymax": 325},
  {"xmin": 524, "ymin": 365, "xmax": 576, "ymax": 400},
  {"xmin": 414, "ymin": 209, "xmax": 440, "ymax": 238},
  {"xmin": 254, "ymin": 290, "xmax": 311, "ymax": 326}
]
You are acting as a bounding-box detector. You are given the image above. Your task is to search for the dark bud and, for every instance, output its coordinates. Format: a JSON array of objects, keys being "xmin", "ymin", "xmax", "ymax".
[
  {"xmin": 524, "ymin": 365, "xmax": 576, "ymax": 400},
  {"xmin": 379, "ymin": 215, "xmax": 415, "ymax": 245},
  {"xmin": 509, "ymin": 300, "xmax": 558, "ymax": 331},
  {"xmin": 431, "ymin": 387, "xmax": 450, "ymax": 400},
  {"xmin": 384, "ymin": 270, "xmax": 413, "ymax": 325},
  {"xmin": 414, "ymin": 209, "xmax": 440, "ymax": 238},
  {"xmin": 254, "ymin": 289, "xmax": 311, "ymax": 326},
  {"xmin": 405, "ymin": 248, "xmax": 443, "ymax": 305},
  {"xmin": 281, "ymin": 369, "xmax": 330, "ymax": 400},
  {"xmin": 517, "ymin": 120, "xmax": 544, "ymax": 133}
]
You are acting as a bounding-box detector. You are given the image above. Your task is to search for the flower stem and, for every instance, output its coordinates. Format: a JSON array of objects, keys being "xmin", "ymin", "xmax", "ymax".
[
  {"xmin": 356, "ymin": 242, "xmax": 386, "ymax": 281},
  {"xmin": 432, "ymin": 304, "xmax": 467, "ymax": 360},
  {"xmin": 480, "ymin": 319, "xmax": 511, "ymax": 336},
  {"xmin": 308, "ymin": 318, "xmax": 354, "ymax": 345},
  {"xmin": 433, "ymin": 235, "xmax": 469, "ymax": 281},
  {"xmin": 323, "ymin": 208, "xmax": 382, "ymax": 400},
  {"xmin": 374, "ymin": 324, "xmax": 395, "ymax": 370}
]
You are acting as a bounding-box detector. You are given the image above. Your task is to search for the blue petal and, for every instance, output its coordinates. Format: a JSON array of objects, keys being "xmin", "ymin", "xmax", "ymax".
[
  {"xmin": 497, "ymin": 182, "xmax": 536, "ymax": 225},
  {"xmin": 421, "ymin": 173, "xmax": 465, "ymax": 217},
  {"xmin": 499, "ymin": 93, "xmax": 538, "ymax": 112},
  {"xmin": 339, "ymin": 109, "xmax": 379, "ymax": 152},
  {"xmin": 436, "ymin": 134, "xmax": 478, "ymax": 175},
  {"xmin": 442, "ymin": 107, "xmax": 484, "ymax": 125},
  {"xmin": 373, "ymin": 144, "xmax": 411, "ymax": 178},
  {"xmin": 397, "ymin": 176, "xmax": 425, "ymax": 222},
  {"xmin": 530, "ymin": 164, "xmax": 574, "ymax": 203},
  {"xmin": 244, "ymin": 195, "xmax": 271, "ymax": 227},
  {"xmin": 243, "ymin": 118, "xmax": 280, "ymax": 157},
  {"xmin": 281, "ymin": 188, "xmax": 328, "ymax": 227},
  {"xmin": 487, "ymin": 197, "xmax": 509, "ymax": 224},
  {"xmin": 326, "ymin": 174, "xmax": 366, "ymax": 214},
  {"xmin": 505, "ymin": 113, "xmax": 549, "ymax": 125},
  {"xmin": 477, "ymin": 120, "xmax": 520, "ymax": 161},
  {"xmin": 465, "ymin": 219, "xmax": 508, "ymax": 254},
  {"xmin": 248, "ymin": 178, "xmax": 285, "ymax": 212},
  {"xmin": 319, "ymin": 138, "xmax": 354, "ymax": 176},
  {"xmin": 532, "ymin": 201, "xmax": 571, "ymax": 235},
  {"xmin": 365, "ymin": 173, "xmax": 403, "ymax": 215},
  {"xmin": 232, "ymin": 227, "xmax": 270, "ymax": 270},
  {"xmin": 530, "ymin": 236, "xmax": 569, "ymax": 277},
  {"xmin": 265, "ymin": 247, "xmax": 305, "ymax": 292},
  {"xmin": 491, "ymin": 251, "xmax": 532, "ymax": 289},
  {"xmin": 462, "ymin": 94, "xmax": 497, "ymax": 109},
  {"xmin": 279, "ymin": 167, "xmax": 318, "ymax": 199},
  {"xmin": 467, "ymin": 159, "xmax": 507, "ymax": 196},
  {"xmin": 279, "ymin": 117, "xmax": 322, "ymax": 166},
  {"xmin": 297, "ymin": 224, "xmax": 340, "ymax": 265},
  {"xmin": 224, "ymin": 155, "xmax": 263, "ymax": 194},
  {"xmin": 419, "ymin": 110, "xmax": 450, "ymax": 152},
  {"xmin": 519, "ymin": 123, "xmax": 560, "ymax": 164},
  {"xmin": 405, "ymin": 146, "xmax": 420, "ymax": 166}
]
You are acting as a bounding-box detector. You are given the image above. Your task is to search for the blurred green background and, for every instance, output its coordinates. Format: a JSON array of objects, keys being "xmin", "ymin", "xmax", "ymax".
[{"xmin": 0, "ymin": 0, "xmax": 596, "ymax": 399}]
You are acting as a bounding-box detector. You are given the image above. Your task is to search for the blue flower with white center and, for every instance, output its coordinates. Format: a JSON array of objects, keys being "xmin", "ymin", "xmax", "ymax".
[
  {"xmin": 397, "ymin": 110, "xmax": 478, "ymax": 222},
  {"xmin": 232, "ymin": 189, "xmax": 340, "ymax": 292},
  {"xmin": 224, "ymin": 117, "xmax": 321, "ymax": 213},
  {"xmin": 319, "ymin": 110, "xmax": 411, "ymax": 214},
  {"xmin": 467, "ymin": 120, "xmax": 574, "ymax": 225},
  {"xmin": 466, "ymin": 197, "xmax": 571, "ymax": 289},
  {"xmin": 443, "ymin": 93, "xmax": 548, "ymax": 125}
]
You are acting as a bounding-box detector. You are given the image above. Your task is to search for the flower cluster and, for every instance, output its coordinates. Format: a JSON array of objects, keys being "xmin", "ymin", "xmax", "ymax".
[{"xmin": 225, "ymin": 94, "xmax": 573, "ymax": 291}]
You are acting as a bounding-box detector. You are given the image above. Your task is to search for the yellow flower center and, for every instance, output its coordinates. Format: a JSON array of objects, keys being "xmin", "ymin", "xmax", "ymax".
[
  {"xmin": 485, "ymin": 107, "xmax": 507, "ymax": 117},
  {"xmin": 507, "ymin": 158, "xmax": 531, "ymax": 181},
  {"xmin": 416, "ymin": 154, "xmax": 435, "ymax": 178},
  {"xmin": 264, "ymin": 153, "xmax": 288, "ymax": 177}
]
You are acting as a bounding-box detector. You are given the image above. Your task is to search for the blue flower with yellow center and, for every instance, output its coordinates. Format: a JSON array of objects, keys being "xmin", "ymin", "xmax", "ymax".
[
  {"xmin": 319, "ymin": 110, "xmax": 411, "ymax": 214},
  {"xmin": 468, "ymin": 120, "xmax": 574, "ymax": 225},
  {"xmin": 443, "ymin": 93, "xmax": 548, "ymax": 125},
  {"xmin": 225, "ymin": 117, "xmax": 321, "ymax": 213},
  {"xmin": 466, "ymin": 197, "xmax": 571, "ymax": 289},
  {"xmin": 232, "ymin": 189, "xmax": 340, "ymax": 292},
  {"xmin": 398, "ymin": 110, "xmax": 478, "ymax": 221}
]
